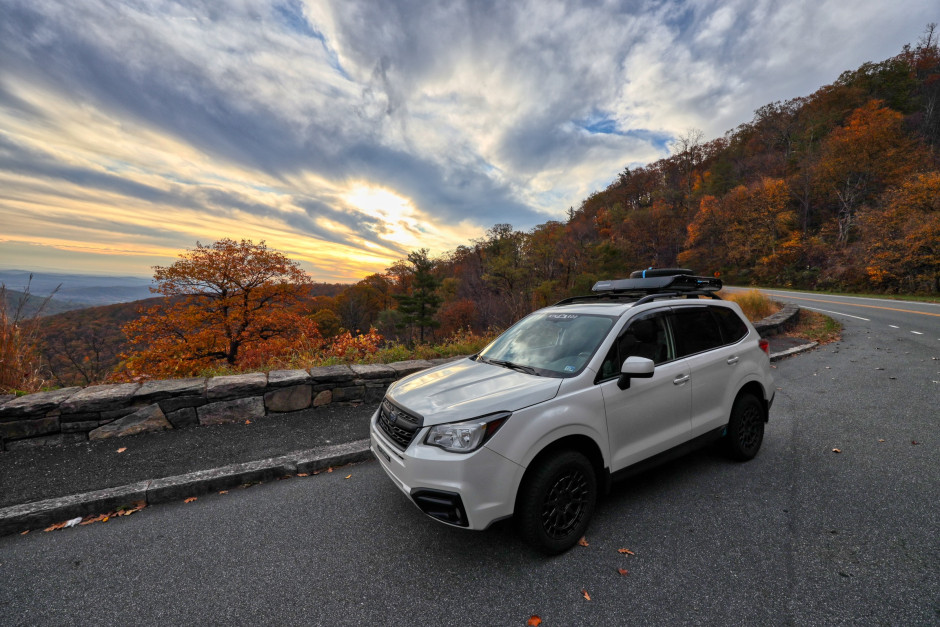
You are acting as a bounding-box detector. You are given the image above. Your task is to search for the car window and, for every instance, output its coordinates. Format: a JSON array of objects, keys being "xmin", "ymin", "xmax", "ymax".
[
  {"xmin": 669, "ymin": 307, "xmax": 724, "ymax": 357},
  {"xmin": 599, "ymin": 312, "xmax": 672, "ymax": 380},
  {"xmin": 711, "ymin": 306, "xmax": 748, "ymax": 344}
]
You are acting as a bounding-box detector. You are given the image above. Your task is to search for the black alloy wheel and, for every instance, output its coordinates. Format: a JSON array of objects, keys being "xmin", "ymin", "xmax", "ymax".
[
  {"xmin": 542, "ymin": 468, "xmax": 590, "ymax": 538},
  {"xmin": 517, "ymin": 450, "xmax": 597, "ymax": 554}
]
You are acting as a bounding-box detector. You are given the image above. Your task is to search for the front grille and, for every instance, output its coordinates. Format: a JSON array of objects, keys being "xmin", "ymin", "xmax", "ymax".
[{"xmin": 376, "ymin": 400, "xmax": 422, "ymax": 450}]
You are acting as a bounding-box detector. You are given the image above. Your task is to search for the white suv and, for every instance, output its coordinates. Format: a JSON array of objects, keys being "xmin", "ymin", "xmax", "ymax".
[{"xmin": 370, "ymin": 272, "xmax": 774, "ymax": 553}]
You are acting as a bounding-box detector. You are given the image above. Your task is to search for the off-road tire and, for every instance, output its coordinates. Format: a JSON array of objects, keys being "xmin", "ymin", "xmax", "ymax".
[
  {"xmin": 725, "ymin": 393, "xmax": 765, "ymax": 461},
  {"xmin": 516, "ymin": 450, "xmax": 597, "ymax": 555}
]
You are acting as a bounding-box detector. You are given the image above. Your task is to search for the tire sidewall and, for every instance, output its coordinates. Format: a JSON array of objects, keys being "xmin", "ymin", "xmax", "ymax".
[
  {"xmin": 726, "ymin": 393, "xmax": 765, "ymax": 461},
  {"xmin": 517, "ymin": 450, "xmax": 597, "ymax": 554}
]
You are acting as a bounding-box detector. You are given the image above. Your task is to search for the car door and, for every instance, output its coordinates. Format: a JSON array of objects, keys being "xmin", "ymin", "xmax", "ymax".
[
  {"xmin": 598, "ymin": 310, "xmax": 692, "ymax": 471},
  {"xmin": 668, "ymin": 305, "xmax": 740, "ymax": 437}
]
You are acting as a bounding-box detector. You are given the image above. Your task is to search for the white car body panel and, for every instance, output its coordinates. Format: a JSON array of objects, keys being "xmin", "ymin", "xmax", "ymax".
[{"xmin": 601, "ymin": 359, "xmax": 692, "ymax": 470}]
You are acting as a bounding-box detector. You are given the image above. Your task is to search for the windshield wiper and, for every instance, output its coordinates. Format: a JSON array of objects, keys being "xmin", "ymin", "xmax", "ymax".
[{"xmin": 484, "ymin": 358, "xmax": 540, "ymax": 376}]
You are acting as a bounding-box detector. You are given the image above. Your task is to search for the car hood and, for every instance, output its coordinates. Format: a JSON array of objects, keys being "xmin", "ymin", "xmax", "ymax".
[{"xmin": 386, "ymin": 358, "xmax": 562, "ymax": 426}]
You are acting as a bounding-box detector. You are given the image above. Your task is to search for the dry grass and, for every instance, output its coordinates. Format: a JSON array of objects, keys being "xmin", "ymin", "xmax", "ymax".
[
  {"xmin": 718, "ymin": 289, "xmax": 781, "ymax": 322},
  {"xmin": 0, "ymin": 279, "xmax": 56, "ymax": 393},
  {"xmin": 789, "ymin": 310, "xmax": 842, "ymax": 344}
]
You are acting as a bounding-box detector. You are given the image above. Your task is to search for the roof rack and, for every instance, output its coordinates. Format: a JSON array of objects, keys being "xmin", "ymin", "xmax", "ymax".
[{"xmin": 552, "ymin": 273, "xmax": 722, "ymax": 306}]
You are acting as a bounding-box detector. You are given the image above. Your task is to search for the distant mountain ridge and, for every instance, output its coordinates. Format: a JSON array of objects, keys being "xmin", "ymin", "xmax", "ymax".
[{"xmin": 0, "ymin": 270, "xmax": 154, "ymax": 314}]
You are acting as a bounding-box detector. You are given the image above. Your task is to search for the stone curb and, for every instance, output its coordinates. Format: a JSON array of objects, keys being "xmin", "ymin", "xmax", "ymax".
[
  {"xmin": 0, "ymin": 439, "xmax": 373, "ymax": 537},
  {"xmin": 769, "ymin": 342, "xmax": 819, "ymax": 363}
]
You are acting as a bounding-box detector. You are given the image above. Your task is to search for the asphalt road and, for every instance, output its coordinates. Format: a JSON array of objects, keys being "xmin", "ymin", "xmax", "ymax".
[{"xmin": 1, "ymin": 294, "xmax": 938, "ymax": 625}]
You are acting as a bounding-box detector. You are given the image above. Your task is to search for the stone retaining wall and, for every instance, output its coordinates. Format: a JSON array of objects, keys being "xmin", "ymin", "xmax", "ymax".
[
  {"xmin": 0, "ymin": 358, "xmax": 460, "ymax": 452},
  {"xmin": 753, "ymin": 303, "xmax": 800, "ymax": 336}
]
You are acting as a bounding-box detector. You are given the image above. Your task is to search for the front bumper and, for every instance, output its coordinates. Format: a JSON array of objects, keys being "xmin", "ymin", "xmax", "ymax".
[{"xmin": 370, "ymin": 410, "xmax": 525, "ymax": 530}]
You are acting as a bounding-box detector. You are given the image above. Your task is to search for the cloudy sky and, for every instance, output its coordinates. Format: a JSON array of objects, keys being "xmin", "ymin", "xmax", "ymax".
[{"xmin": 0, "ymin": 0, "xmax": 932, "ymax": 281}]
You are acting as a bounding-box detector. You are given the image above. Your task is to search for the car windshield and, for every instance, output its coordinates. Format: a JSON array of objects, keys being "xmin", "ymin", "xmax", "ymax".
[{"xmin": 477, "ymin": 312, "xmax": 616, "ymax": 377}]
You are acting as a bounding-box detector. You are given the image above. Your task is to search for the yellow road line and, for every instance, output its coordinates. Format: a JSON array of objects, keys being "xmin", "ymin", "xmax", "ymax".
[{"xmin": 760, "ymin": 293, "xmax": 940, "ymax": 318}]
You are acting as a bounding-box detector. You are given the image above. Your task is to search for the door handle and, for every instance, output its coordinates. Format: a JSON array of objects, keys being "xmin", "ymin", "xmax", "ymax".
[
  {"xmin": 673, "ymin": 374, "xmax": 690, "ymax": 385},
  {"xmin": 727, "ymin": 356, "xmax": 739, "ymax": 365}
]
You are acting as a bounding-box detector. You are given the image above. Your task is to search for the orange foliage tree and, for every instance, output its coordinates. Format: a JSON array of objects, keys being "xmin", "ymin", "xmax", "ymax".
[
  {"xmin": 118, "ymin": 239, "xmax": 319, "ymax": 379},
  {"xmin": 681, "ymin": 178, "xmax": 797, "ymax": 281},
  {"xmin": 814, "ymin": 100, "xmax": 929, "ymax": 244},
  {"xmin": 860, "ymin": 171, "xmax": 940, "ymax": 292}
]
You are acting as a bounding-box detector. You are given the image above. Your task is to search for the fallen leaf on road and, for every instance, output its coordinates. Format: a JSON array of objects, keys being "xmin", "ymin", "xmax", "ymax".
[
  {"xmin": 327, "ymin": 467, "xmax": 333, "ymax": 473},
  {"xmin": 526, "ymin": 616, "xmax": 542, "ymax": 626},
  {"xmin": 832, "ymin": 448, "xmax": 841, "ymax": 453},
  {"xmin": 184, "ymin": 497, "xmax": 197, "ymax": 503},
  {"xmin": 578, "ymin": 536, "xmax": 589, "ymax": 547},
  {"xmin": 581, "ymin": 589, "xmax": 591, "ymax": 601},
  {"xmin": 618, "ymin": 548, "xmax": 635, "ymax": 555},
  {"xmin": 44, "ymin": 521, "xmax": 68, "ymax": 532},
  {"xmin": 878, "ymin": 439, "xmax": 885, "ymax": 443},
  {"xmin": 219, "ymin": 490, "xmax": 228, "ymax": 494},
  {"xmin": 911, "ymin": 440, "xmax": 920, "ymax": 445},
  {"xmin": 20, "ymin": 530, "xmax": 29, "ymax": 535},
  {"xmin": 344, "ymin": 474, "xmax": 352, "ymax": 479},
  {"xmin": 617, "ymin": 568, "xmax": 629, "ymax": 576},
  {"xmin": 116, "ymin": 447, "xmax": 127, "ymax": 453},
  {"xmin": 297, "ymin": 473, "xmax": 309, "ymax": 477},
  {"xmin": 80, "ymin": 513, "xmax": 109, "ymax": 526},
  {"xmin": 245, "ymin": 420, "xmax": 251, "ymax": 425}
]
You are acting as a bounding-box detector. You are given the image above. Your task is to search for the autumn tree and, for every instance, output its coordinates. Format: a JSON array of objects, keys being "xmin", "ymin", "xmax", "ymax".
[
  {"xmin": 119, "ymin": 239, "xmax": 318, "ymax": 378},
  {"xmin": 814, "ymin": 100, "xmax": 929, "ymax": 244},
  {"xmin": 860, "ymin": 171, "xmax": 940, "ymax": 292}
]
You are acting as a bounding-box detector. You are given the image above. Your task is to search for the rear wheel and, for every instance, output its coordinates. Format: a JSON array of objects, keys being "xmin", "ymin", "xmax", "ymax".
[
  {"xmin": 516, "ymin": 451, "xmax": 597, "ymax": 554},
  {"xmin": 725, "ymin": 393, "xmax": 765, "ymax": 461}
]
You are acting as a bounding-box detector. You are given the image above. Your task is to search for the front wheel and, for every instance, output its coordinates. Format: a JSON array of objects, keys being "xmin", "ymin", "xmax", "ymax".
[
  {"xmin": 725, "ymin": 393, "xmax": 765, "ymax": 461},
  {"xmin": 516, "ymin": 450, "xmax": 597, "ymax": 554}
]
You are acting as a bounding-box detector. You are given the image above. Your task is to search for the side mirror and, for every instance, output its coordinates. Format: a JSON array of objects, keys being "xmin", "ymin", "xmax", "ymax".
[{"xmin": 618, "ymin": 356, "xmax": 655, "ymax": 390}]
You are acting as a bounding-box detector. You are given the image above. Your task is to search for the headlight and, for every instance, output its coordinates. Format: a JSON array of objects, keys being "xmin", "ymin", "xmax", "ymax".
[{"xmin": 425, "ymin": 412, "xmax": 511, "ymax": 453}]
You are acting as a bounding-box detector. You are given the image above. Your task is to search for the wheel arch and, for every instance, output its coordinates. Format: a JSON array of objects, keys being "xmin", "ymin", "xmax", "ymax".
[
  {"xmin": 514, "ymin": 434, "xmax": 609, "ymax": 513},
  {"xmin": 735, "ymin": 380, "xmax": 769, "ymax": 422}
]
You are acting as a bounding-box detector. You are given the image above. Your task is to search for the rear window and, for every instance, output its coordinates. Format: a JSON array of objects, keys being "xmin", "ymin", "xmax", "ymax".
[
  {"xmin": 669, "ymin": 307, "xmax": 724, "ymax": 357},
  {"xmin": 711, "ymin": 306, "xmax": 748, "ymax": 344}
]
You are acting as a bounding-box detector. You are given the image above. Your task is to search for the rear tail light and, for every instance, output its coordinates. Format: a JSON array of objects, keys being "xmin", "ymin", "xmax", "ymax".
[{"xmin": 758, "ymin": 338, "xmax": 770, "ymax": 355}]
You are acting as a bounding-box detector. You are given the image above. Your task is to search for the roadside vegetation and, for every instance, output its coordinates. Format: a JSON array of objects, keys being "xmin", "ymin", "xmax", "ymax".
[
  {"xmin": 0, "ymin": 279, "xmax": 55, "ymax": 394},
  {"xmin": 788, "ymin": 310, "xmax": 843, "ymax": 345},
  {"xmin": 719, "ymin": 289, "xmax": 782, "ymax": 321}
]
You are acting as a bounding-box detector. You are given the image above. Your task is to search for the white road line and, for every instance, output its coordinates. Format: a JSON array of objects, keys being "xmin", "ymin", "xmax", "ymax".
[
  {"xmin": 911, "ymin": 331, "xmax": 923, "ymax": 335},
  {"xmin": 802, "ymin": 306, "xmax": 870, "ymax": 321},
  {"xmin": 756, "ymin": 289, "xmax": 940, "ymax": 308},
  {"xmin": 889, "ymin": 325, "xmax": 899, "ymax": 328}
]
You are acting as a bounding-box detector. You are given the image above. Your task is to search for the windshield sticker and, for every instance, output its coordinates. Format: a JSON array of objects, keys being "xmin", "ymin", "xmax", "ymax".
[
  {"xmin": 547, "ymin": 314, "xmax": 579, "ymax": 319},
  {"xmin": 564, "ymin": 365, "xmax": 577, "ymax": 372}
]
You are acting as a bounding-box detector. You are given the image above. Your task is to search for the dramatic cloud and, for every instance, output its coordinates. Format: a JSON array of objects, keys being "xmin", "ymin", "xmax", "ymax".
[{"xmin": 0, "ymin": 0, "xmax": 931, "ymax": 280}]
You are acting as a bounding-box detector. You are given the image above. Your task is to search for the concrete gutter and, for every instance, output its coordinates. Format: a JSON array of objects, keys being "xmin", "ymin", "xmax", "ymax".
[
  {"xmin": 769, "ymin": 342, "xmax": 818, "ymax": 362},
  {"xmin": 0, "ymin": 439, "xmax": 373, "ymax": 536}
]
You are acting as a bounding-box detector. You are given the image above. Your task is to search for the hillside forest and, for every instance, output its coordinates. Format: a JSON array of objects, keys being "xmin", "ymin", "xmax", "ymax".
[{"xmin": 3, "ymin": 28, "xmax": 939, "ymax": 389}]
